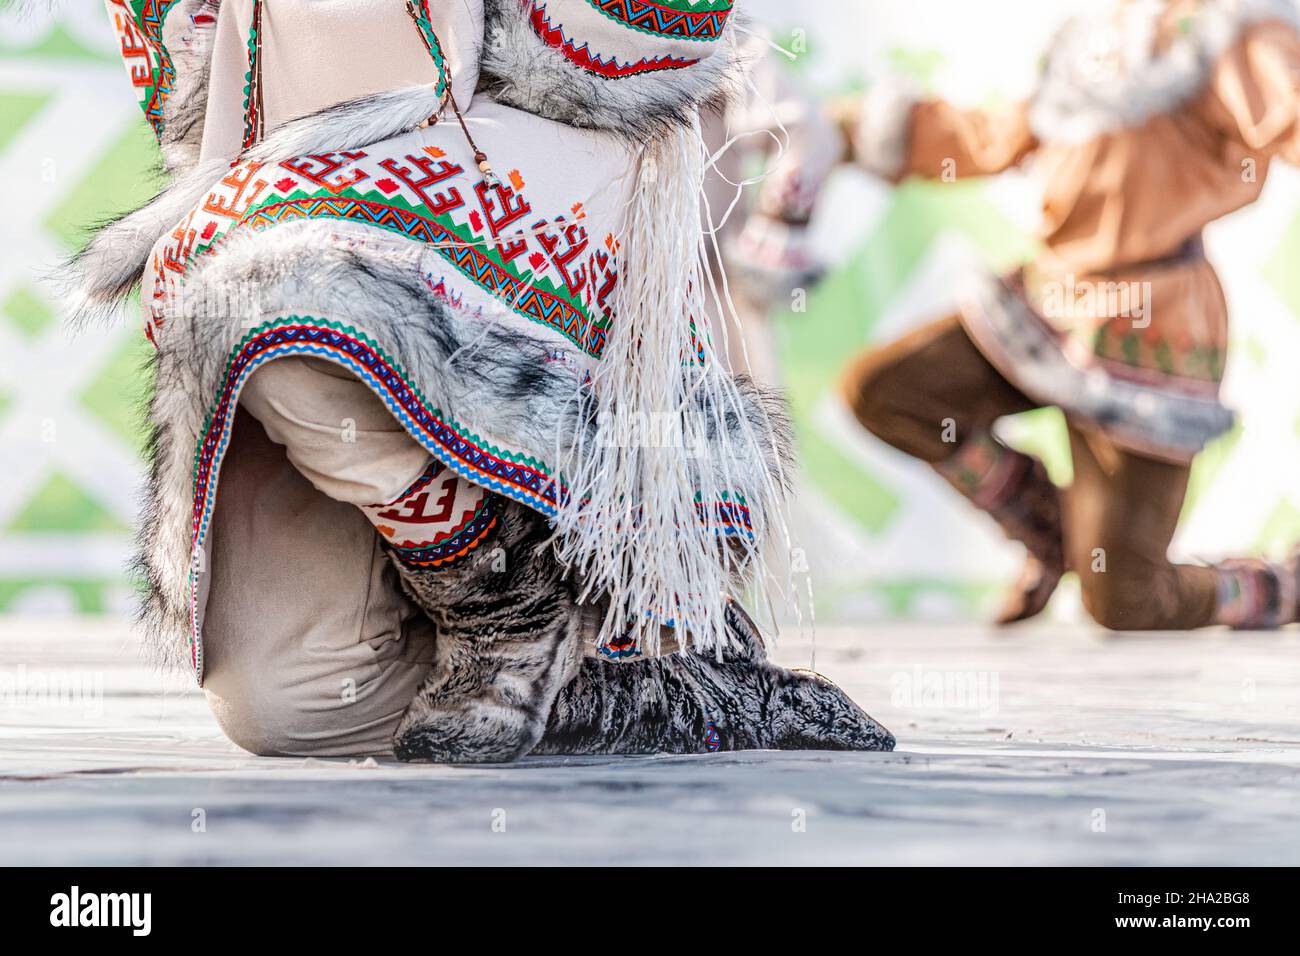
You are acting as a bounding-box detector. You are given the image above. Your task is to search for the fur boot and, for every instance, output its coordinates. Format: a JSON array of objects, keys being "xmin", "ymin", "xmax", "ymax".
[
  {"xmin": 390, "ymin": 497, "xmax": 894, "ymax": 762},
  {"xmin": 936, "ymin": 433, "xmax": 1065, "ymax": 625},
  {"xmin": 534, "ymin": 600, "xmax": 896, "ymax": 755},
  {"xmin": 390, "ymin": 496, "xmax": 583, "ymax": 763}
]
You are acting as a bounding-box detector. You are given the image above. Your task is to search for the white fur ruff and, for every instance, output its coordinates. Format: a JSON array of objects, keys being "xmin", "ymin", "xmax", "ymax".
[{"xmin": 1030, "ymin": 0, "xmax": 1300, "ymax": 143}]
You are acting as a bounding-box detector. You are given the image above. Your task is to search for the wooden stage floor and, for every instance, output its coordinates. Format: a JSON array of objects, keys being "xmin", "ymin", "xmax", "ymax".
[{"xmin": 2, "ymin": 619, "xmax": 1297, "ymax": 865}]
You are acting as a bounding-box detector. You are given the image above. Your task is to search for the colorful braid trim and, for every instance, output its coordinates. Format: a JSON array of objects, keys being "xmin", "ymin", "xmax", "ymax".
[
  {"xmin": 704, "ymin": 721, "xmax": 721, "ymax": 752},
  {"xmin": 530, "ymin": 3, "xmax": 700, "ymax": 78},
  {"xmin": 585, "ymin": 0, "xmax": 733, "ymax": 42},
  {"xmin": 406, "ymin": 0, "xmax": 452, "ymax": 100},
  {"xmin": 185, "ymin": 316, "xmax": 753, "ymax": 678},
  {"xmin": 240, "ymin": 0, "xmax": 263, "ymax": 149},
  {"xmin": 106, "ymin": 0, "xmax": 183, "ymax": 142},
  {"xmin": 596, "ymin": 631, "xmax": 642, "ymax": 660}
]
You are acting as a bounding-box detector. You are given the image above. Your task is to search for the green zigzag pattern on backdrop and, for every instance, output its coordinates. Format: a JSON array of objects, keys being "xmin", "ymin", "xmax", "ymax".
[
  {"xmin": 0, "ymin": 10, "xmax": 160, "ymax": 613},
  {"xmin": 1261, "ymin": 209, "xmax": 1300, "ymax": 320},
  {"xmin": 2, "ymin": 285, "xmax": 57, "ymax": 339},
  {"xmin": 6, "ymin": 473, "xmax": 131, "ymax": 534},
  {"xmin": 0, "ymin": 22, "xmax": 111, "ymax": 62}
]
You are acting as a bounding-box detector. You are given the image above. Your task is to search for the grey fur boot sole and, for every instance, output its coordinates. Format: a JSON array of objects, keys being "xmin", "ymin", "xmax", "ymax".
[{"xmin": 533, "ymin": 601, "xmax": 896, "ymax": 755}]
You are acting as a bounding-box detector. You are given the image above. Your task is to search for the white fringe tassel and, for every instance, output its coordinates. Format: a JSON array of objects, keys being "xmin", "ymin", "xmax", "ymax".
[{"xmin": 551, "ymin": 114, "xmax": 790, "ymax": 658}]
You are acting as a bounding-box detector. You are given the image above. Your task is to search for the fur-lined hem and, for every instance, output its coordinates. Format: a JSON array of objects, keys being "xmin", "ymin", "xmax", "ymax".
[
  {"xmin": 959, "ymin": 270, "xmax": 1234, "ymax": 463},
  {"xmin": 136, "ymin": 225, "xmax": 794, "ymax": 678},
  {"xmin": 478, "ymin": 0, "xmax": 748, "ymax": 140}
]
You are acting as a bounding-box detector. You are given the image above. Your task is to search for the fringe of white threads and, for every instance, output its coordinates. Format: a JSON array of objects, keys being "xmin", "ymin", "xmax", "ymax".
[
  {"xmin": 697, "ymin": 102, "xmax": 801, "ymax": 647},
  {"xmin": 550, "ymin": 113, "xmax": 793, "ymax": 658}
]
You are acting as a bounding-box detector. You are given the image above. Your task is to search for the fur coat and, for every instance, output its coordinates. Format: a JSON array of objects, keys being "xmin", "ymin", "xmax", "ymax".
[{"xmin": 84, "ymin": 0, "xmax": 793, "ymax": 682}]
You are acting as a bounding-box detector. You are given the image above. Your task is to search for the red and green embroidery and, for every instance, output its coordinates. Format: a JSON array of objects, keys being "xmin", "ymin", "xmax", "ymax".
[
  {"xmin": 936, "ymin": 432, "xmax": 1023, "ymax": 511},
  {"xmin": 584, "ymin": 0, "xmax": 733, "ymax": 42},
  {"xmin": 1024, "ymin": 270, "xmax": 1227, "ymax": 389},
  {"xmin": 1090, "ymin": 320, "xmax": 1226, "ymax": 385},
  {"xmin": 156, "ymin": 149, "xmax": 616, "ymax": 357},
  {"xmin": 530, "ymin": 2, "xmax": 700, "ymax": 77},
  {"xmin": 105, "ymin": 0, "xmax": 183, "ymax": 142}
]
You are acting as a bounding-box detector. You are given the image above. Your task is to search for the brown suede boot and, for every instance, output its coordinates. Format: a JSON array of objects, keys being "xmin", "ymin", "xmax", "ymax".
[{"xmin": 935, "ymin": 432, "xmax": 1065, "ymax": 626}]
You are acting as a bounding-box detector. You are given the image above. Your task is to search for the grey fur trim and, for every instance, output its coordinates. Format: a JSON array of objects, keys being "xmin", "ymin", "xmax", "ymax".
[
  {"xmin": 59, "ymin": 83, "xmax": 444, "ymax": 328},
  {"xmin": 130, "ymin": 347, "xmax": 193, "ymax": 674},
  {"xmin": 158, "ymin": 0, "xmax": 220, "ymax": 175},
  {"xmin": 478, "ymin": 0, "xmax": 749, "ymax": 140},
  {"xmin": 392, "ymin": 498, "xmax": 584, "ymax": 763},
  {"xmin": 392, "ymin": 503, "xmax": 894, "ymax": 762},
  {"xmin": 136, "ymin": 223, "xmax": 795, "ymax": 671},
  {"xmin": 60, "ymin": 156, "xmax": 232, "ymax": 329},
  {"xmin": 1030, "ymin": 0, "xmax": 1300, "ymax": 143}
]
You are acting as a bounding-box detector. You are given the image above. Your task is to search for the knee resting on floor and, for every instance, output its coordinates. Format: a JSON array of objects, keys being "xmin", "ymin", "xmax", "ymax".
[{"xmin": 1076, "ymin": 563, "xmax": 1165, "ymax": 631}]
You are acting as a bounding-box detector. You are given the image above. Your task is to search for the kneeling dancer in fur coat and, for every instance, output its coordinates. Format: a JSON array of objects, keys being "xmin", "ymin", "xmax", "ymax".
[{"xmin": 75, "ymin": 0, "xmax": 893, "ymax": 760}]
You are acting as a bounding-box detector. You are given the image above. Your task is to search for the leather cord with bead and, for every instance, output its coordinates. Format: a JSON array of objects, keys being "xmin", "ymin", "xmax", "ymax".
[{"xmin": 403, "ymin": 0, "xmax": 500, "ymax": 189}]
